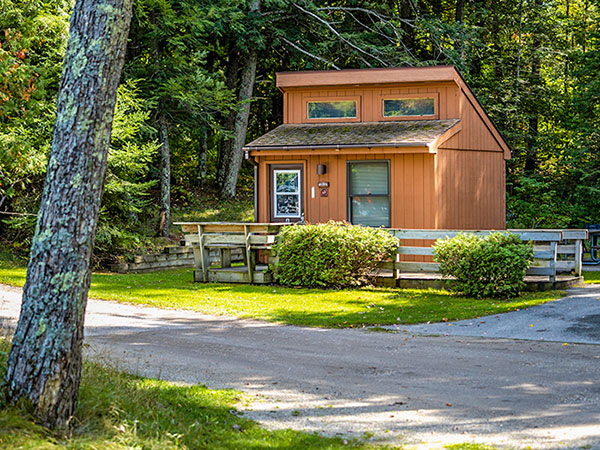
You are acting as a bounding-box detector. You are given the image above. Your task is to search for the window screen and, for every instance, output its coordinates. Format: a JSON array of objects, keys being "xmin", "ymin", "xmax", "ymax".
[
  {"xmin": 348, "ymin": 162, "xmax": 390, "ymax": 227},
  {"xmin": 273, "ymin": 170, "xmax": 301, "ymax": 218},
  {"xmin": 307, "ymin": 100, "xmax": 357, "ymax": 119},
  {"xmin": 383, "ymin": 97, "xmax": 435, "ymax": 117}
]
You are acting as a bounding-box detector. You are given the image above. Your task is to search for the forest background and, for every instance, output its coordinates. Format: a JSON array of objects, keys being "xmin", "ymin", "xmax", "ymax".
[{"xmin": 1, "ymin": 0, "xmax": 599, "ymax": 266}]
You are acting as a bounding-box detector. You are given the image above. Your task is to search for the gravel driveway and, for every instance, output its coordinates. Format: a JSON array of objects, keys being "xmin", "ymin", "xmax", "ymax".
[{"xmin": 1, "ymin": 283, "xmax": 599, "ymax": 450}]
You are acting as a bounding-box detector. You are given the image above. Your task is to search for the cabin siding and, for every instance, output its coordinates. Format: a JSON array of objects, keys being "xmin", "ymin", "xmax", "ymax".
[
  {"xmin": 283, "ymin": 83, "xmax": 456, "ymax": 125},
  {"xmin": 256, "ymin": 152, "xmax": 436, "ymax": 228},
  {"xmin": 439, "ymin": 88, "xmax": 504, "ymax": 152},
  {"xmin": 435, "ymin": 149, "xmax": 506, "ymax": 230}
]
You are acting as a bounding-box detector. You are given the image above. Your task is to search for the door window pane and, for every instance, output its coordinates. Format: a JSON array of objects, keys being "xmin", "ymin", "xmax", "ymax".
[
  {"xmin": 348, "ymin": 162, "xmax": 390, "ymax": 227},
  {"xmin": 383, "ymin": 98, "xmax": 435, "ymax": 117},
  {"xmin": 275, "ymin": 172, "xmax": 299, "ymax": 193},
  {"xmin": 273, "ymin": 169, "xmax": 301, "ymax": 218},
  {"xmin": 307, "ymin": 100, "xmax": 357, "ymax": 119},
  {"xmin": 276, "ymin": 195, "xmax": 300, "ymax": 217}
]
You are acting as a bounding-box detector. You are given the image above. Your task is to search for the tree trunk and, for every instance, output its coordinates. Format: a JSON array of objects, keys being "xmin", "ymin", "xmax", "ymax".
[
  {"xmin": 455, "ymin": 0, "xmax": 465, "ymax": 63},
  {"xmin": 216, "ymin": 47, "xmax": 240, "ymax": 187},
  {"xmin": 197, "ymin": 127, "xmax": 208, "ymax": 187},
  {"xmin": 4, "ymin": 0, "xmax": 132, "ymax": 429},
  {"xmin": 219, "ymin": 47, "xmax": 257, "ymax": 198},
  {"xmin": 524, "ymin": 0, "xmax": 542, "ymax": 174},
  {"xmin": 157, "ymin": 112, "xmax": 171, "ymax": 237},
  {"xmin": 455, "ymin": 0, "xmax": 464, "ymax": 23},
  {"xmin": 218, "ymin": 0, "xmax": 260, "ymax": 198}
]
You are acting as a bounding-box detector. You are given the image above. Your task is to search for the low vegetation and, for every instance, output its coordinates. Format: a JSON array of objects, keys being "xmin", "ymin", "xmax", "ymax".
[
  {"xmin": 434, "ymin": 232, "xmax": 534, "ymax": 298},
  {"xmin": 273, "ymin": 222, "xmax": 398, "ymax": 288},
  {"xmin": 0, "ymin": 264, "xmax": 562, "ymax": 328},
  {"xmin": 0, "ymin": 340, "xmax": 377, "ymax": 449},
  {"xmin": 583, "ymin": 270, "xmax": 600, "ymax": 284}
]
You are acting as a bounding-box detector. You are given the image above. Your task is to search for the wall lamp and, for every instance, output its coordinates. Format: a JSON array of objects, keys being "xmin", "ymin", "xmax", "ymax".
[{"xmin": 316, "ymin": 164, "xmax": 327, "ymax": 175}]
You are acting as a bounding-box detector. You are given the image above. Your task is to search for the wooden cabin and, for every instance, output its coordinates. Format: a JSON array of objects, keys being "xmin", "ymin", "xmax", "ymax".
[{"xmin": 243, "ymin": 66, "xmax": 510, "ymax": 230}]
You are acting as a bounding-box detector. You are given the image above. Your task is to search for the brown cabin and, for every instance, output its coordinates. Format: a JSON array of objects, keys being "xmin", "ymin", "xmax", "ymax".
[{"xmin": 244, "ymin": 66, "xmax": 510, "ymax": 230}]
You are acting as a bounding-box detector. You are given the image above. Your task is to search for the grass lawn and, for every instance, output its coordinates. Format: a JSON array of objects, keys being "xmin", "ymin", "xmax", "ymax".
[
  {"xmin": 0, "ymin": 263, "xmax": 564, "ymax": 328},
  {"xmin": 0, "ymin": 340, "xmax": 383, "ymax": 449},
  {"xmin": 583, "ymin": 270, "xmax": 600, "ymax": 284}
]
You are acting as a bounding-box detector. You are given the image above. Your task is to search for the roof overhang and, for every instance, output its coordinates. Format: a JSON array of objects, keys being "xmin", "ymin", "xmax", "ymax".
[
  {"xmin": 244, "ymin": 119, "xmax": 462, "ymax": 156},
  {"xmin": 277, "ymin": 66, "xmax": 457, "ymax": 89}
]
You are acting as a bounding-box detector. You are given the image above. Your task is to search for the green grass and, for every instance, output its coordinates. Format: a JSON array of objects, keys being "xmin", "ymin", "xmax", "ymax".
[
  {"xmin": 0, "ymin": 263, "xmax": 564, "ymax": 328},
  {"xmin": 583, "ymin": 270, "xmax": 600, "ymax": 284},
  {"xmin": 0, "ymin": 340, "xmax": 383, "ymax": 449},
  {"xmin": 444, "ymin": 445, "xmax": 499, "ymax": 450},
  {"xmin": 173, "ymin": 189, "xmax": 254, "ymax": 223}
]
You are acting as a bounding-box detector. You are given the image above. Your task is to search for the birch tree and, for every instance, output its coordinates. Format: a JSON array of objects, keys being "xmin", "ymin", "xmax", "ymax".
[{"xmin": 3, "ymin": 0, "xmax": 133, "ymax": 428}]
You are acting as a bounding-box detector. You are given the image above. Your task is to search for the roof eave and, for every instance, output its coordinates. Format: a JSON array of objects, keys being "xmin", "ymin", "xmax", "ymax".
[
  {"xmin": 243, "ymin": 142, "xmax": 434, "ymax": 152},
  {"xmin": 276, "ymin": 66, "xmax": 457, "ymax": 89}
]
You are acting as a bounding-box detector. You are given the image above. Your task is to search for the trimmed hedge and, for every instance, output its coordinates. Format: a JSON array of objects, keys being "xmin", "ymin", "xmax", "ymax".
[
  {"xmin": 433, "ymin": 232, "xmax": 534, "ymax": 298},
  {"xmin": 272, "ymin": 221, "xmax": 398, "ymax": 288}
]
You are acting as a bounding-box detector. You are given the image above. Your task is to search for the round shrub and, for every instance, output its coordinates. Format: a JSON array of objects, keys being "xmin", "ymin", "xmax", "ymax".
[
  {"xmin": 433, "ymin": 232, "xmax": 534, "ymax": 298},
  {"xmin": 272, "ymin": 221, "xmax": 398, "ymax": 288}
]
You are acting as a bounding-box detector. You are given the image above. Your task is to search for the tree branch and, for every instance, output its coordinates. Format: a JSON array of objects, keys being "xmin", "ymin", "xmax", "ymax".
[
  {"xmin": 280, "ymin": 37, "xmax": 341, "ymax": 70},
  {"xmin": 293, "ymin": 3, "xmax": 388, "ymax": 67}
]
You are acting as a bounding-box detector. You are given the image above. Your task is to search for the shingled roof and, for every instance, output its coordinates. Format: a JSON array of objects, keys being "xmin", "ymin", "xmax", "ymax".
[{"xmin": 244, "ymin": 119, "xmax": 461, "ymax": 151}]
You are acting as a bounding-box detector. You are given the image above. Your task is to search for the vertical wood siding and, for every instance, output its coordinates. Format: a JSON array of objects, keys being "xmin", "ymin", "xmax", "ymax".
[
  {"xmin": 256, "ymin": 153, "xmax": 436, "ymax": 228},
  {"xmin": 435, "ymin": 149, "xmax": 506, "ymax": 230},
  {"xmin": 283, "ymin": 83, "xmax": 456, "ymax": 124},
  {"xmin": 439, "ymin": 87, "xmax": 503, "ymax": 152}
]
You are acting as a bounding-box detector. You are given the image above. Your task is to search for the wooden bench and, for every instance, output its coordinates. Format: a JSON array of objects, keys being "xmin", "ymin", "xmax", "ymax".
[{"xmin": 175, "ymin": 222, "xmax": 282, "ymax": 283}]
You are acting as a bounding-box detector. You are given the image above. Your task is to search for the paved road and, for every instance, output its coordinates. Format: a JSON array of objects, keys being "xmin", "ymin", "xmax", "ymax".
[
  {"xmin": 1, "ymin": 284, "xmax": 599, "ymax": 449},
  {"xmin": 396, "ymin": 286, "xmax": 600, "ymax": 344}
]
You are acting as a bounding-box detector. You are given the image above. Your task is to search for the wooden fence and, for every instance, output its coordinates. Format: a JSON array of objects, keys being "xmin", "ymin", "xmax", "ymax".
[
  {"xmin": 381, "ymin": 229, "xmax": 586, "ymax": 283},
  {"xmin": 176, "ymin": 222, "xmax": 587, "ymax": 285}
]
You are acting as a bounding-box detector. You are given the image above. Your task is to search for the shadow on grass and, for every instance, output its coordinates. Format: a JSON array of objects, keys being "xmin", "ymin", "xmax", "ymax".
[
  {"xmin": 0, "ymin": 266, "xmax": 564, "ymax": 328},
  {"xmin": 0, "ymin": 340, "xmax": 376, "ymax": 450}
]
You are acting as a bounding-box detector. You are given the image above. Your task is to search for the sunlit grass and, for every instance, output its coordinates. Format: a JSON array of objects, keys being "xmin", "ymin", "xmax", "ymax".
[
  {"xmin": 0, "ymin": 263, "xmax": 564, "ymax": 328},
  {"xmin": 583, "ymin": 270, "xmax": 600, "ymax": 284},
  {"xmin": 0, "ymin": 340, "xmax": 381, "ymax": 449}
]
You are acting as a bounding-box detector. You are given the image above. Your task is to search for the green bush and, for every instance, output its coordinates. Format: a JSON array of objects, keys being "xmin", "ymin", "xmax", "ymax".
[
  {"xmin": 272, "ymin": 221, "xmax": 398, "ymax": 288},
  {"xmin": 433, "ymin": 232, "xmax": 534, "ymax": 298}
]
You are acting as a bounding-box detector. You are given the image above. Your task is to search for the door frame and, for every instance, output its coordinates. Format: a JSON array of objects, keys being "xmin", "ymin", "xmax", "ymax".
[{"xmin": 269, "ymin": 163, "xmax": 305, "ymax": 223}]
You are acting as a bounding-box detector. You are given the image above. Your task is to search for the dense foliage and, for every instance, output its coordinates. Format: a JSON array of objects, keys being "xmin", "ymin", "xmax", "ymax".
[
  {"xmin": 1, "ymin": 0, "xmax": 600, "ymax": 263},
  {"xmin": 433, "ymin": 232, "xmax": 534, "ymax": 298},
  {"xmin": 272, "ymin": 222, "xmax": 398, "ymax": 288}
]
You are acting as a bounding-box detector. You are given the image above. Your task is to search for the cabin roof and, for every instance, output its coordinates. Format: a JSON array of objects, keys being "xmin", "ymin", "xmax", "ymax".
[
  {"xmin": 244, "ymin": 119, "xmax": 460, "ymax": 151},
  {"xmin": 276, "ymin": 66, "xmax": 457, "ymax": 88}
]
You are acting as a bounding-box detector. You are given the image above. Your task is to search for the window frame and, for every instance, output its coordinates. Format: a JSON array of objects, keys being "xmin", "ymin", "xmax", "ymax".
[
  {"xmin": 377, "ymin": 93, "xmax": 439, "ymax": 121},
  {"xmin": 346, "ymin": 160, "xmax": 391, "ymax": 228},
  {"xmin": 269, "ymin": 164, "xmax": 304, "ymax": 222},
  {"xmin": 303, "ymin": 96, "xmax": 361, "ymax": 123}
]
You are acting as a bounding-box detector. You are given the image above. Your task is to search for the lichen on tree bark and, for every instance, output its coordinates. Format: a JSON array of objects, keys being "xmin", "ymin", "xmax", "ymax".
[{"xmin": 3, "ymin": 0, "xmax": 133, "ymax": 429}]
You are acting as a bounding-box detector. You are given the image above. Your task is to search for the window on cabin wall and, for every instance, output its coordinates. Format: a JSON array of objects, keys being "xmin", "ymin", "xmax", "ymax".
[
  {"xmin": 307, "ymin": 100, "xmax": 357, "ymax": 119},
  {"xmin": 383, "ymin": 97, "xmax": 435, "ymax": 117},
  {"xmin": 270, "ymin": 165, "xmax": 303, "ymax": 221},
  {"xmin": 347, "ymin": 161, "xmax": 390, "ymax": 227}
]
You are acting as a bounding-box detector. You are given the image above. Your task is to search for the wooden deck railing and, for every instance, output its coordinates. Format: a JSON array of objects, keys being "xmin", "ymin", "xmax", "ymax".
[
  {"xmin": 176, "ymin": 223, "xmax": 587, "ymax": 285},
  {"xmin": 382, "ymin": 229, "xmax": 587, "ymax": 283}
]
